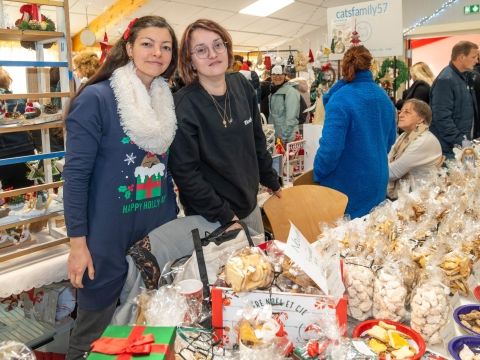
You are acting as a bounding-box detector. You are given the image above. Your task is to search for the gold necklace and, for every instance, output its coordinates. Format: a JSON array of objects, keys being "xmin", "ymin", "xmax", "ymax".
[{"xmin": 207, "ymin": 88, "xmax": 232, "ymax": 128}]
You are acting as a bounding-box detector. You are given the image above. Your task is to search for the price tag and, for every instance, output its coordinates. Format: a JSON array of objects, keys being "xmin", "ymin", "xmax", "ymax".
[{"xmin": 285, "ymin": 222, "xmax": 328, "ymax": 294}]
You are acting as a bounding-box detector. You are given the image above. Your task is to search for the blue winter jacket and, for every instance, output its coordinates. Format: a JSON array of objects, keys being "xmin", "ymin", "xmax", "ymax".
[
  {"xmin": 313, "ymin": 70, "xmax": 396, "ymax": 219},
  {"xmin": 430, "ymin": 63, "xmax": 475, "ymax": 156}
]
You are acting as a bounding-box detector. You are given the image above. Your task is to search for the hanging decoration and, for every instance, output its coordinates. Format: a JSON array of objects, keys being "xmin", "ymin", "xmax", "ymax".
[
  {"xmin": 308, "ymin": 48, "xmax": 314, "ymax": 63},
  {"xmin": 375, "ymin": 58, "xmax": 409, "ymax": 94},
  {"xmin": 403, "ymin": 0, "xmax": 458, "ymax": 35},
  {"xmin": 350, "ymin": 19, "xmax": 361, "ymax": 47},
  {"xmin": 99, "ymin": 31, "xmax": 113, "ymax": 64},
  {"xmin": 256, "ymin": 51, "xmax": 263, "ymax": 66},
  {"xmin": 264, "ymin": 55, "xmax": 272, "ymax": 70},
  {"xmin": 294, "ymin": 52, "xmax": 307, "ymax": 72},
  {"xmin": 285, "ymin": 50, "xmax": 295, "ymax": 75},
  {"xmin": 80, "ymin": 3, "xmax": 96, "ymax": 47}
]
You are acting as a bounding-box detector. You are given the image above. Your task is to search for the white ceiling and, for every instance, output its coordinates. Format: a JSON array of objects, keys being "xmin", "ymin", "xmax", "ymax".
[
  {"xmin": 3, "ymin": 0, "xmax": 361, "ymax": 50},
  {"xmin": 3, "ymin": 0, "xmax": 471, "ymax": 51}
]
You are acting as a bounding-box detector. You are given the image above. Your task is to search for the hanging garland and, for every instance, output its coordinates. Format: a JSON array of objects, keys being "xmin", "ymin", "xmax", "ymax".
[{"xmin": 375, "ymin": 58, "xmax": 409, "ymax": 92}]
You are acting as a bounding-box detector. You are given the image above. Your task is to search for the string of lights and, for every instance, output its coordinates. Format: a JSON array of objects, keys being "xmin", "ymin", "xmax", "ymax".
[{"xmin": 403, "ymin": 0, "xmax": 459, "ymax": 35}]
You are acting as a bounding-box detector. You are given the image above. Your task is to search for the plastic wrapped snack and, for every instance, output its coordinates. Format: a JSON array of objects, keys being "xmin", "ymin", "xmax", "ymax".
[
  {"xmin": 345, "ymin": 257, "xmax": 375, "ymax": 321},
  {"xmin": 410, "ymin": 268, "xmax": 450, "ymax": 345},
  {"xmin": 142, "ymin": 286, "xmax": 189, "ymax": 326},
  {"xmin": 373, "ymin": 261, "xmax": 407, "ymax": 321},
  {"xmin": 0, "ymin": 341, "xmax": 35, "ymax": 360},
  {"xmin": 237, "ymin": 305, "xmax": 292, "ymax": 360},
  {"xmin": 224, "ymin": 247, "xmax": 273, "ymax": 292},
  {"xmin": 439, "ymin": 250, "xmax": 472, "ymax": 296}
]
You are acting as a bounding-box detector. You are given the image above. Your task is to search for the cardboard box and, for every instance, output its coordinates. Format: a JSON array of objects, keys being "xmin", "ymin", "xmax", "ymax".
[
  {"xmin": 211, "ymin": 287, "xmax": 347, "ymax": 348},
  {"xmin": 87, "ymin": 326, "xmax": 175, "ymax": 360}
]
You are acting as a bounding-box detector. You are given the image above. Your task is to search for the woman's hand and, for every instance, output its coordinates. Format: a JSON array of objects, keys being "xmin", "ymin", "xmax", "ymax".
[
  {"xmin": 269, "ymin": 188, "xmax": 282, "ymax": 198},
  {"xmin": 68, "ymin": 236, "xmax": 95, "ymax": 288},
  {"xmin": 225, "ymin": 215, "xmax": 242, "ymax": 232}
]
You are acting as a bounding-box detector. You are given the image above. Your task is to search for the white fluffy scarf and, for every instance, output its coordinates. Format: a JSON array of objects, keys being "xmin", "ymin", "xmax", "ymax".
[{"xmin": 110, "ymin": 62, "xmax": 177, "ymax": 154}]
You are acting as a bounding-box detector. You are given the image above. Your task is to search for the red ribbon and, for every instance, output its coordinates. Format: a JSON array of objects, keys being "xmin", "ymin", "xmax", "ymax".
[
  {"xmin": 123, "ymin": 18, "xmax": 138, "ymax": 41},
  {"xmin": 91, "ymin": 326, "xmax": 168, "ymax": 360}
]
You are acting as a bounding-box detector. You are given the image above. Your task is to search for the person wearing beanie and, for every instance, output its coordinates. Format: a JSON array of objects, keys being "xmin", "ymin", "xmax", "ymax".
[{"xmin": 268, "ymin": 63, "xmax": 300, "ymax": 143}]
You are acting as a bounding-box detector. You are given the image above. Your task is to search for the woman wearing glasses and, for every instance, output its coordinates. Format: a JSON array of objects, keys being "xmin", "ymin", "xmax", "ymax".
[{"xmin": 170, "ymin": 19, "xmax": 281, "ymax": 233}]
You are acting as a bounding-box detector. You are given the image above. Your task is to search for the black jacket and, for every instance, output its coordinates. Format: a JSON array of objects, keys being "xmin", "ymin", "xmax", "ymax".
[
  {"xmin": 395, "ymin": 80, "xmax": 430, "ymax": 110},
  {"xmin": 430, "ymin": 63, "xmax": 475, "ymax": 156},
  {"xmin": 170, "ymin": 73, "xmax": 280, "ymax": 225}
]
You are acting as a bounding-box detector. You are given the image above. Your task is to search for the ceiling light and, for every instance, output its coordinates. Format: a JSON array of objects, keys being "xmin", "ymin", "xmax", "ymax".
[{"xmin": 239, "ymin": 0, "xmax": 294, "ymax": 17}]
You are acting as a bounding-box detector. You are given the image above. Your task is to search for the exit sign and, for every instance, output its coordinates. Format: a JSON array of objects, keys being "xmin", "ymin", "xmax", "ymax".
[{"xmin": 465, "ymin": 4, "xmax": 480, "ymax": 14}]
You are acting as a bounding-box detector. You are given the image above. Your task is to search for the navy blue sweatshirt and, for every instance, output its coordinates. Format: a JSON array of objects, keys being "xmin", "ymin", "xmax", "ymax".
[{"xmin": 63, "ymin": 80, "xmax": 176, "ymax": 310}]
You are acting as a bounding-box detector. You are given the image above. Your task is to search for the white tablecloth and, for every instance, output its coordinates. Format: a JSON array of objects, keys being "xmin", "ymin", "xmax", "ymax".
[{"xmin": 0, "ymin": 244, "xmax": 69, "ymax": 297}]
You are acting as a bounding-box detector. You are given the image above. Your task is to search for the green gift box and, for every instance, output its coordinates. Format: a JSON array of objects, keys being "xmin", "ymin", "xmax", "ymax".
[{"xmin": 87, "ymin": 325, "xmax": 175, "ymax": 360}]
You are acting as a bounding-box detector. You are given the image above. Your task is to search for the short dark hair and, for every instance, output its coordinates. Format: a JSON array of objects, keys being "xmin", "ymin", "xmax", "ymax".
[
  {"xmin": 404, "ymin": 98, "xmax": 432, "ymax": 125},
  {"xmin": 178, "ymin": 19, "xmax": 234, "ymax": 86},
  {"xmin": 451, "ymin": 41, "xmax": 478, "ymax": 61}
]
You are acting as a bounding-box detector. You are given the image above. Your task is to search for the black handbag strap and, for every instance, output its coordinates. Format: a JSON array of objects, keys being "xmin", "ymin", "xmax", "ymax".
[
  {"xmin": 192, "ymin": 228, "xmax": 211, "ymax": 299},
  {"xmin": 192, "ymin": 220, "xmax": 256, "ymax": 299},
  {"xmin": 203, "ymin": 220, "xmax": 255, "ymax": 247}
]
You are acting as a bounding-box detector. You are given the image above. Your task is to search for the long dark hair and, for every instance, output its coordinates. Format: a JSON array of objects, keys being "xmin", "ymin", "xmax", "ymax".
[{"xmin": 73, "ymin": 16, "xmax": 178, "ymax": 101}]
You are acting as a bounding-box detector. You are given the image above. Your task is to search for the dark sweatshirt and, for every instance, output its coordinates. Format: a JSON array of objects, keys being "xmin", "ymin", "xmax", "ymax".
[
  {"xmin": 63, "ymin": 80, "xmax": 176, "ymax": 310},
  {"xmin": 170, "ymin": 72, "xmax": 280, "ymax": 225}
]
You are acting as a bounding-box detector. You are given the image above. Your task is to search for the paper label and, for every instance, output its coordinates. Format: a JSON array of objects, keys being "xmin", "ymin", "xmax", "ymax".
[
  {"xmin": 324, "ymin": 256, "xmax": 345, "ymax": 303},
  {"xmin": 211, "ymin": 287, "xmax": 348, "ymax": 348},
  {"xmin": 449, "ymin": 292, "xmax": 461, "ymax": 309},
  {"xmin": 439, "ymin": 318, "xmax": 456, "ymax": 344},
  {"xmin": 473, "ymin": 261, "xmax": 480, "ymax": 280},
  {"xmin": 285, "ymin": 222, "xmax": 329, "ymax": 294},
  {"xmin": 468, "ymin": 274, "xmax": 478, "ymax": 293}
]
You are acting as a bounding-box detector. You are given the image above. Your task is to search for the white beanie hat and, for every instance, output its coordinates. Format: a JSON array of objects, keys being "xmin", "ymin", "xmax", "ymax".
[{"xmin": 271, "ymin": 64, "xmax": 284, "ymax": 75}]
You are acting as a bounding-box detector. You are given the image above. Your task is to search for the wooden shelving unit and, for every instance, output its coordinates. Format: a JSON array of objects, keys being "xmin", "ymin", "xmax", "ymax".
[
  {"xmin": 0, "ymin": 29, "xmax": 64, "ymax": 42},
  {"xmin": 0, "ymin": 0, "xmax": 73, "ymax": 261}
]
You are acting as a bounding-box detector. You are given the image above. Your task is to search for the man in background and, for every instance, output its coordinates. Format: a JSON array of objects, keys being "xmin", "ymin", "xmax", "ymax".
[{"xmin": 430, "ymin": 41, "xmax": 479, "ymax": 157}]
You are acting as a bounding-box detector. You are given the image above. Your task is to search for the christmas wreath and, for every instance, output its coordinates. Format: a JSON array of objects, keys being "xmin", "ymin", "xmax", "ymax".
[
  {"xmin": 17, "ymin": 17, "xmax": 56, "ymax": 32},
  {"xmin": 375, "ymin": 58, "xmax": 408, "ymax": 92}
]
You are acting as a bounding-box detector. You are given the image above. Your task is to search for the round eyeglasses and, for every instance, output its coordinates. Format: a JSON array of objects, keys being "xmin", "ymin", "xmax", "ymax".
[{"xmin": 191, "ymin": 39, "xmax": 227, "ymax": 59}]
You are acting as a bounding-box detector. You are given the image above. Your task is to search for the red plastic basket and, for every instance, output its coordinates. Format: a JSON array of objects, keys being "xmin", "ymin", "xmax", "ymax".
[{"xmin": 352, "ymin": 319, "xmax": 426, "ymax": 360}]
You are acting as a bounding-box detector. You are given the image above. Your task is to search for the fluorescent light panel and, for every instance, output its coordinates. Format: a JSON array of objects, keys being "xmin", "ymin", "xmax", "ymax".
[{"xmin": 239, "ymin": 0, "xmax": 294, "ymax": 17}]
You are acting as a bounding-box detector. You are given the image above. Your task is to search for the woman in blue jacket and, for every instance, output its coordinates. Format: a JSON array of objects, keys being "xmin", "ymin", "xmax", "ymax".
[
  {"xmin": 63, "ymin": 16, "xmax": 178, "ymax": 359},
  {"xmin": 313, "ymin": 46, "xmax": 396, "ymax": 218}
]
